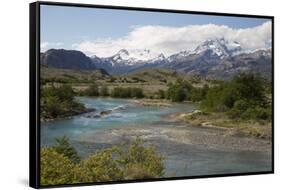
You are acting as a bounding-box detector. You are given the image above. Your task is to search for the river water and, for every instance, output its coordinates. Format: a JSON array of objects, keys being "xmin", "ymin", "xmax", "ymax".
[{"xmin": 41, "ymin": 97, "xmax": 272, "ymax": 177}]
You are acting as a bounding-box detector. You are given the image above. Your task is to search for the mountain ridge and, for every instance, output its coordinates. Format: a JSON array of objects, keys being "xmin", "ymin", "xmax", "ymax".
[{"xmin": 40, "ymin": 39, "xmax": 272, "ymax": 80}]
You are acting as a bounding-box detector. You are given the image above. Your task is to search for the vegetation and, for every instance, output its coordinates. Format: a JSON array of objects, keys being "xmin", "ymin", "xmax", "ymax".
[
  {"xmin": 111, "ymin": 87, "xmax": 144, "ymax": 98},
  {"xmin": 83, "ymin": 83, "xmax": 99, "ymax": 96},
  {"xmin": 99, "ymin": 85, "xmax": 109, "ymax": 96},
  {"xmin": 41, "ymin": 85, "xmax": 85, "ymax": 120},
  {"xmin": 41, "ymin": 147, "xmax": 75, "ymax": 185},
  {"xmin": 41, "ymin": 67, "xmax": 209, "ymax": 101},
  {"xmin": 180, "ymin": 74, "xmax": 272, "ymax": 138},
  {"xmin": 201, "ymin": 74, "xmax": 272, "ymax": 121},
  {"xmin": 183, "ymin": 111, "xmax": 272, "ymax": 139},
  {"xmin": 41, "ymin": 137, "xmax": 165, "ymax": 186},
  {"xmin": 52, "ymin": 136, "xmax": 80, "ymax": 163},
  {"xmin": 41, "ymin": 67, "xmax": 110, "ymax": 84},
  {"xmin": 166, "ymin": 79, "xmax": 208, "ymax": 102},
  {"xmin": 41, "ymin": 66, "xmax": 272, "ymax": 125}
]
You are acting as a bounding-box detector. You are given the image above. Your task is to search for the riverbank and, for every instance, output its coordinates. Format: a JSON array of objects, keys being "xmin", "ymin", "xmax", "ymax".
[
  {"xmin": 129, "ymin": 99, "xmax": 172, "ymax": 107},
  {"xmin": 40, "ymin": 107, "xmax": 96, "ymax": 122},
  {"xmin": 78, "ymin": 119, "xmax": 271, "ymax": 153},
  {"xmin": 167, "ymin": 110, "xmax": 272, "ymax": 139}
]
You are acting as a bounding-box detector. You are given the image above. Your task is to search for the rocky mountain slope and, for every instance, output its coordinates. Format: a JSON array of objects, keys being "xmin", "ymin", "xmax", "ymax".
[
  {"xmin": 40, "ymin": 38, "xmax": 272, "ymax": 80},
  {"xmin": 41, "ymin": 49, "xmax": 95, "ymax": 70}
]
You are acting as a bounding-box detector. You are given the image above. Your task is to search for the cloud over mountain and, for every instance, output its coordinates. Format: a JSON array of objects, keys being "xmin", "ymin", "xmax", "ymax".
[
  {"xmin": 41, "ymin": 42, "xmax": 63, "ymax": 49},
  {"xmin": 72, "ymin": 21, "xmax": 271, "ymax": 57}
]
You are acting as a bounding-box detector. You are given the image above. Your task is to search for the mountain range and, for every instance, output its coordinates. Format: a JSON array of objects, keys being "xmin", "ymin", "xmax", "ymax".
[{"xmin": 40, "ymin": 38, "xmax": 272, "ymax": 80}]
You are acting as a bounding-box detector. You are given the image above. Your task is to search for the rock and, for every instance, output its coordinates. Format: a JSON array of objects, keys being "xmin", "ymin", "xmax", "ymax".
[
  {"xmin": 83, "ymin": 113, "xmax": 101, "ymax": 119},
  {"xmin": 131, "ymin": 99, "xmax": 171, "ymax": 107},
  {"xmin": 193, "ymin": 110, "xmax": 202, "ymax": 114},
  {"xmin": 100, "ymin": 110, "xmax": 112, "ymax": 116},
  {"xmin": 79, "ymin": 108, "xmax": 96, "ymax": 114}
]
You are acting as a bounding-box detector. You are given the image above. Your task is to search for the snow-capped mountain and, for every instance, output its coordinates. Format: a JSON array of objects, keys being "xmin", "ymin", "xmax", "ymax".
[
  {"xmin": 107, "ymin": 49, "xmax": 166, "ymax": 66},
  {"xmin": 167, "ymin": 38, "xmax": 242, "ymax": 63},
  {"xmin": 165, "ymin": 40, "xmax": 271, "ymax": 79},
  {"xmin": 167, "ymin": 51, "xmax": 191, "ymax": 62},
  {"xmin": 41, "ymin": 38, "xmax": 272, "ymax": 79},
  {"xmin": 91, "ymin": 48, "xmax": 167, "ymax": 74},
  {"xmin": 194, "ymin": 38, "xmax": 230, "ymax": 58}
]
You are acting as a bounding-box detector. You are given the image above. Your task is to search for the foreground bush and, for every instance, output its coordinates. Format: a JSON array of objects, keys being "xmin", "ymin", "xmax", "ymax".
[
  {"xmin": 41, "ymin": 137, "xmax": 165, "ymax": 185},
  {"xmin": 52, "ymin": 136, "xmax": 80, "ymax": 163},
  {"xmin": 119, "ymin": 138, "xmax": 165, "ymax": 179},
  {"xmin": 73, "ymin": 147, "xmax": 123, "ymax": 183},
  {"xmin": 41, "ymin": 148, "xmax": 75, "ymax": 185}
]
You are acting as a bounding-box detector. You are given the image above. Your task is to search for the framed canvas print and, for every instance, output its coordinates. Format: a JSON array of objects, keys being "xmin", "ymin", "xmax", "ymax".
[{"xmin": 29, "ymin": 1, "xmax": 274, "ymax": 188}]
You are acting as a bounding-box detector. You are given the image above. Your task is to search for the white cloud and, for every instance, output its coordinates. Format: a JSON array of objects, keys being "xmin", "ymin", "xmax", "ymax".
[
  {"xmin": 40, "ymin": 42, "xmax": 63, "ymax": 51},
  {"xmin": 73, "ymin": 21, "xmax": 271, "ymax": 57}
]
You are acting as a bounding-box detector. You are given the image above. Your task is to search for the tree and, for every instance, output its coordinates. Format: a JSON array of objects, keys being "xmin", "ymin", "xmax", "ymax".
[
  {"xmin": 166, "ymin": 80, "xmax": 191, "ymax": 102},
  {"xmin": 85, "ymin": 83, "xmax": 99, "ymax": 96},
  {"xmin": 131, "ymin": 88, "xmax": 144, "ymax": 98},
  {"xmin": 157, "ymin": 90, "xmax": 166, "ymax": 99},
  {"xmin": 42, "ymin": 96, "xmax": 62, "ymax": 118},
  {"xmin": 52, "ymin": 136, "xmax": 80, "ymax": 163},
  {"xmin": 200, "ymin": 85, "xmax": 226, "ymax": 112},
  {"xmin": 41, "ymin": 85, "xmax": 85, "ymax": 119},
  {"xmin": 55, "ymin": 85, "xmax": 75, "ymax": 101},
  {"xmin": 200, "ymin": 73, "xmax": 271, "ymax": 121},
  {"xmin": 110, "ymin": 87, "xmax": 144, "ymax": 98},
  {"xmin": 99, "ymin": 86, "xmax": 109, "ymax": 96}
]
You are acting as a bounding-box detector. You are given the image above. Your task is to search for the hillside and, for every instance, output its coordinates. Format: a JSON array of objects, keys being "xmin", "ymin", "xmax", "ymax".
[
  {"xmin": 41, "ymin": 49, "xmax": 95, "ymax": 70},
  {"xmin": 41, "ymin": 66, "xmax": 110, "ymax": 83}
]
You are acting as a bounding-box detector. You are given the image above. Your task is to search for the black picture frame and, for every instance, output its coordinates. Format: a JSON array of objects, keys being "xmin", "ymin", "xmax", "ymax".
[{"xmin": 30, "ymin": 1, "xmax": 274, "ymax": 189}]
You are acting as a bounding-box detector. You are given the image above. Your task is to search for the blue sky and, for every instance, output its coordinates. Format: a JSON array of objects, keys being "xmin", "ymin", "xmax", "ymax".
[{"xmin": 40, "ymin": 5, "xmax": 272, "ymax": 56}]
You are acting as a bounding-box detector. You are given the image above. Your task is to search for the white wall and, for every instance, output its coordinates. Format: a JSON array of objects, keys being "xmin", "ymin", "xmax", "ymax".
[{"xmin": 0, "ymin": 0, "xmax": 279, "ymax": 189}]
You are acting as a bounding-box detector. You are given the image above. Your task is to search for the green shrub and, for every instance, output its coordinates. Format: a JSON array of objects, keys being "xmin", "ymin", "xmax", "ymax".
[
  {"xmin": 166, "ymin": 80, "xmax": 190, "ymax": 102},
  {"xmin": 118, "ymin": 138, "xmax": 165, "ymax": 179},
  {"xmin": 166, "ymin": 79, "xmax": 207, "ymax": 102},
  {"xmin": 110, "ymin": 87, "xmax": 144, "ymax": 98},
  {"xmin": 74, "ymin": 147, "xmax": 123, "ymax": 183},
  {"xmin": 201, "ymin": 74, "xmax": 271, "ymax": 121},
  {"xmin": 157, "ymin": 90, "xmax": 166, "ymax": 99},
  {"xmin": 227, "ymin": 99, "xmax": 249, "ymax": 119},
  {"xmin": 200, "ymin": 85, "xmax": 226, "ymax": 112},
  {"xmin": 99, "ymin": 86, "xmax": 109, "ymax": 96},
  {"xmin": 42, "ymin": 85, "xmax": 75, "ymax": 102},
  {"xmin": 41, "ymin": 138, "xmax": 165, "ymax": 185},
  {"xmin": 189, "ymin": 85, "xmax": 209, "ymax": 102},
  {"xmin": 41, "ymin": 148, "xmax": 75, "ymax": 186},
  {"xmin": 41, "ymin": 85, "xmax": 85, "ymax": 119},
  {"xmin": 52, "ymin": 136, "xmax": 80, "ymax": 163},
  {"xmin": 131, "ymin": 88, "xmax": 144, "ymax": 98},
  {"xmin": 242, "ymin": 106, "xmax": 272, "ymax": 121},
  {"xmin": 84, "ymin": 83, "xmax": 99, "ymax": 96},
  {"xmin": 42, "ymin": 96, "xmax": 62, "ymax": 118}
]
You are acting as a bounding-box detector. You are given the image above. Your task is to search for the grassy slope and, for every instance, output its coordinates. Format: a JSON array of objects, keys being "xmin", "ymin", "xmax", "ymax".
[{"xmin": 41, "ymin": 67, "xmax": 199, "ymax": 95}]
